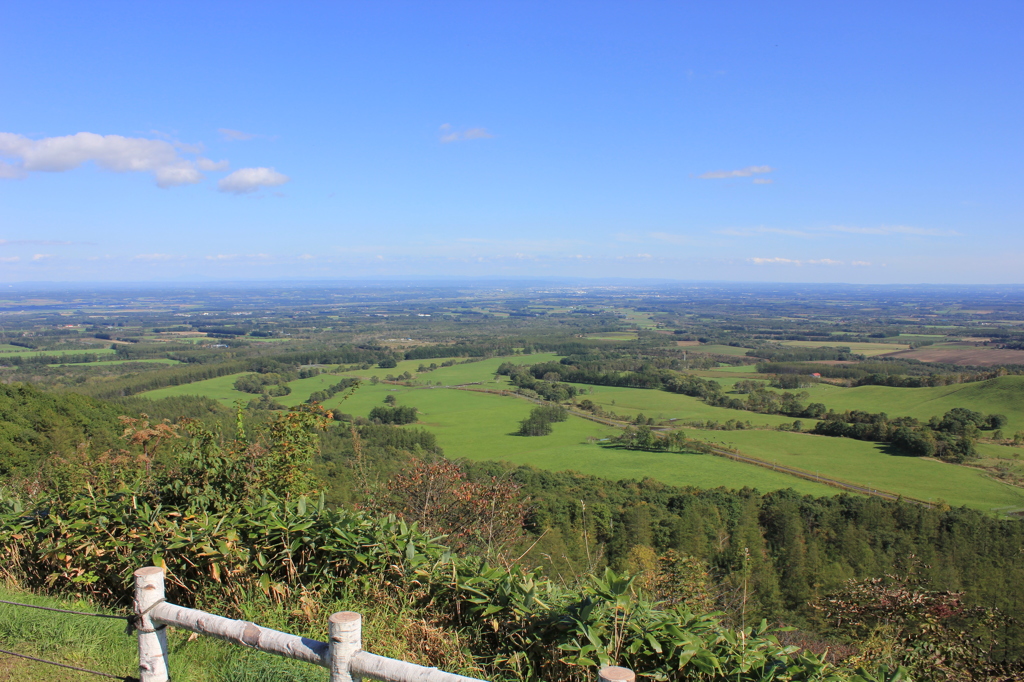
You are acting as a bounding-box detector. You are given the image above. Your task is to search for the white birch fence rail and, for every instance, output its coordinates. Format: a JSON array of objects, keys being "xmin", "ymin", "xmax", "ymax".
[{"xmin": 134, "ymin": 566, "xmax": 634, "ymax": 682}]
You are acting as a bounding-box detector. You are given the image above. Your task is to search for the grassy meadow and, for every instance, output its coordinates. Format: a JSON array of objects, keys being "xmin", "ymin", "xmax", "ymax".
[
  {"xmin": 796, "ymin": 376, "xmax": 1024, "ymax": 433},
  {"xmin": 687, "ymin": 428, "xmax": 1024, "ymax": 512},
  {"xmin": 570, "ymin": 383, "xmax": 802, "ymax": 428}
]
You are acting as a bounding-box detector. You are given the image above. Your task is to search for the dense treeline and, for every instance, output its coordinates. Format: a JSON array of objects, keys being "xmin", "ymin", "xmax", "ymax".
[
  {"xmin": 516, "ymin": 405, "xmax": 569, "ymax": 436},
  {"xmin": 812, "ymin": 407, "xmax": 1005, "ymax": 462},
  {"xmin": 759, "ymin": 360, "xmax": 1024, "ymax": 387},
  {"xmin": 306, "ymin": 377, "xmax": 359, "ymax": 404},
  {"xmin": 747, "ymin": 346, "xmax": 865, "ymax": 363},
  {"xmin": 403, "ymin": 340, "xmax": 517, "ymax": 360}
]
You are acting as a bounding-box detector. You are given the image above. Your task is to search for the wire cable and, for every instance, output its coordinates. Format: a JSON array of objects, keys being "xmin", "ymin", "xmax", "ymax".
[
  {"xmin": 0, "ymin": 599, "xmax": 129, "ymax": 620},
  {"xmin": 0, "ymin": 647, "xmax": 139, "ymax": 682}
]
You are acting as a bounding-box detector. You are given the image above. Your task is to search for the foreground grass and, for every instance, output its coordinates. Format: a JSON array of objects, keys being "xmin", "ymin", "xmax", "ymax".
[{"xmin": 0, "ymin": 582, "xmax": 478, "ymax": 682}]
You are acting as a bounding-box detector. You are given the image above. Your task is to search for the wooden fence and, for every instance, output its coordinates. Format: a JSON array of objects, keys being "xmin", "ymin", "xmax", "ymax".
[{"xmin": 134, "ymin": 566, "xmax": 635, "ymax": 682}]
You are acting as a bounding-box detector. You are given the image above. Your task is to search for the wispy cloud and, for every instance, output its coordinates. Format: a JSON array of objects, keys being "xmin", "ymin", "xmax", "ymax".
[
  {"xmin": 698, "ymin": 165, "xmax": 773, "ymax": 179},
  {"xmin": 829, "ymin": 225, "xmax": 958, "ymax": 236},
  {"xmin": 133, "ymin": 253, "xmax": 176, "ymax": 261},
  {"xmin": 218, "ymin": 128, "xmax": 260, "ymax": 141},
  {"xmin": 439, "ymin": 124, "xmax": 494, "ymax": 143},
  {"xmin": 0, "ymin": 239, "xmax": 78, "ymax": 246},
  {"xmin": 752, "ymin": 178, "xmax": 773, "ymax": 185},
  {"xmin": 748, "ymin": 257, "xmax": 848, "ymax": 266},
  {"xmin": 31, "ymin": 254, "xmax": 53, "ymax": 261},
  {"xmin": 718, "ymin": 227, "xmax": 814, "ymax": 238},
  {"xmin": 217, "ymin": 167, "xmax": 290, "ymax": 194},
  {"xmin": 0, "ymin": 256, "xmax": 20, "ymax": 263},
  {"xmin": 648, "ymin": 232, "xmax": 690, "ymax": 245}
]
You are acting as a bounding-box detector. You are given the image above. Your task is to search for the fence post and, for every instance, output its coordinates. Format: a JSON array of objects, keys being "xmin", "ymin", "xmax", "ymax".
[
  {"xmin": 599, "ymin": 666, "xmax": 636, "ymax": 682},
  {"xmin": 329, "ymin": 611, "xmax": 362, "ymax": 682},
  {"xmin": 134, "ymin": 566, "xmax": 170, "ymax": 682}
]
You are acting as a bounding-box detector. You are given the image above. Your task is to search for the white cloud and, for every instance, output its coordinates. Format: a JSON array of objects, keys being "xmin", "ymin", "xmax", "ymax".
[
  {"xmin": 205, "ymin": 254, "xmax": 238, "ymax": 260},
  {"xmin": 0, "ymin": 161, "xmax": 27, "ymax": 179},
  {"xmin": 752, "ymin": 178, "xmax": 773, "ymax": 184},
  {"xmin": 32, "ymin": 254, "xmax": 53, "ymax": 261},
  {"xmin": 197, "ymin": 158, "xmax": 229, "ymax": 171},
  {"xmin": 217, "ymin": 167, "xmax": 290, "ymax": 194},
  {"xmin": 852, "ymin": 260, "xmax": 872, "ymax": 266},
  {"xmin": 218, "ymin": 128, "xmax": 258, "ymax": 141},
  {"xmin": 133, "ymin": 253, "xmax": 175, "ymax": 260},
  {"xmin": 0, "ymin": 132, "xmax": 206, "ymax": 187},
  {"xmin": 698, "ymin": 165, "xmax": 773, "ymax": 179},
  {"xmin": 439, "ymin": 124, "xmax": 494, "ymax": 143},
  {"xmin": 0, "ymin": 256, "xmax": 20, "ymax": 262}
]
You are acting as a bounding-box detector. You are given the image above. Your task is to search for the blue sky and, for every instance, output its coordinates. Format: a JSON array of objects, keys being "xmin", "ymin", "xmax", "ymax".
[{"xmin": 1, "ymin": 1, "xmax": 1021, "ymax": 283}]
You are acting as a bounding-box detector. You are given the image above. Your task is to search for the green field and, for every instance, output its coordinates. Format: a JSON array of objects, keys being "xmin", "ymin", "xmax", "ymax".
[
  {"xmin": 141, "ymin": 354, "xmax": 564, "ymax": 407},
  {"xmin": 324, "ymin": 383, "xmax": 838, "ymax": 496},
  {"xmin": 798, "ymin": 376, "xmax": 1024, "ymax": 433},
  {"xmin": 143, "ymin": 372, "xmax": 255, "ymax": 403},
  {"xmin": 57, "ymin": 358, "xmax": 180, "ymax": 367},
  {"xmin": 0, "ymin": 347, "xmax": 116, "ymax": 357},
  {"xmin": 709, "ymin": 364, "xmax": 760, "ymax": 373},
  {"xmin": 689, "ymin": 428, "xmax": 1024, "ymax": 512},
  {"xmin": 138, "ymin": 353, "xmax": 1024, "ymax": 508},
  {"xmin": 573, "ymin": 383, "xmax": 802, "ymax": 427},
  {"xmin": 583, "ymin": 332, "xmax": 639, "ymax": 340}
]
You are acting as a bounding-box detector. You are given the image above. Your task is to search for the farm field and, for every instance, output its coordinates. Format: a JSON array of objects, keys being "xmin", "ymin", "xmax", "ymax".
[
  {"xmin": 777, "ymin": 340, "xmax": 911, "ymax": 356},
  {"xmin": 880, "ymin": 344, "xmax": 1024, "ymax": 366},
  {"xmin": 688, "ymin": 427, "xmax": 1024, "ymax": 512},
  {"xmin": 796, "ymin": 376, "xmax": 1024, "ymax": 433}
]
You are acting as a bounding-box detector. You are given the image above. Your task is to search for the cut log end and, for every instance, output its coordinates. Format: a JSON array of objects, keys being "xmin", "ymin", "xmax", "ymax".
[{"xmin": 599, "ymin": 666, "xmax": 636, "ymax": 682}]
